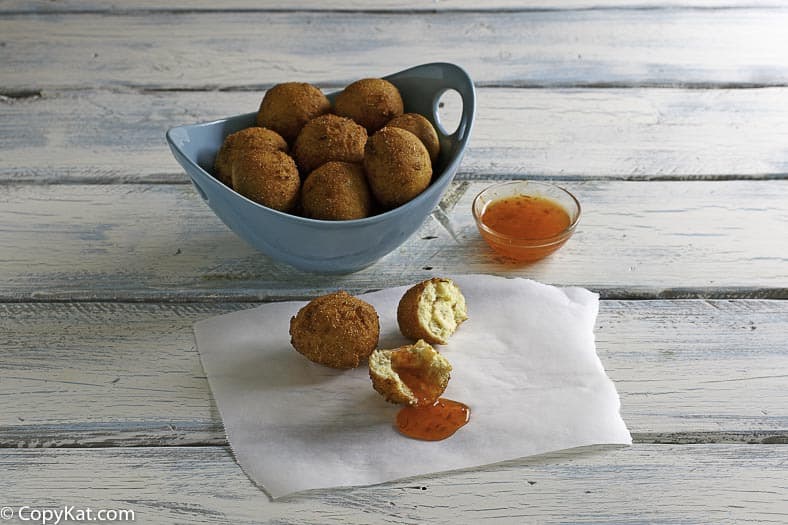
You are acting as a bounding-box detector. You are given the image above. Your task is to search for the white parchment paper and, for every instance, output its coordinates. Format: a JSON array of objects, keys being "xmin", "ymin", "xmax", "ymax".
[{"xmin": 193, "ymin": 274, "xmax": 631, "ymax": 498}]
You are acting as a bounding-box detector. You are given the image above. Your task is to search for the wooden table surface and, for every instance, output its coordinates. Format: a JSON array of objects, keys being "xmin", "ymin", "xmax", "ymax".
[{"xmin": 2, "ymin": 1, "xmax": 787, "ymax": 523}]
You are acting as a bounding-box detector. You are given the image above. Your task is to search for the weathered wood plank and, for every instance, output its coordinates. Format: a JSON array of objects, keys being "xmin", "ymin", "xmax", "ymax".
[
  {"xmin": 0, "ymin": 181, "xmax": 785, "ymax": 301},
  {"xmin": 3, "ymin": 1, "xmax": 785, "ymax": 13},
  {"xmin": 1, "ymin": 300, "xmax": 786, "ymax": 446},
  {"xmin": 0, "ymin": 445, "xmax": 786, "ymax": 522},
  {"xmin": 4, "ymin": 88, "xmax": 788, "ymax": 183},
  {"xmin": 2, "ymin": 10, "xmax": 787, "ymax": 90}
]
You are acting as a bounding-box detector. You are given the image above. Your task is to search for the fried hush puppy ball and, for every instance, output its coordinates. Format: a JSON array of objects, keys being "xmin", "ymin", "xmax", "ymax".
[
  {"xmin": 387, "ymin": 113, "xmax": 440, "ymax": 165},
  {"xmin": 290, "ymin": 291, "xmax": 380, "ymax": 369},
  {"xmin": 363, "ymin": 127, "xmax": 432, "ymax": 208},
  {"xmin": 293, "ymin": 114, "xmax": 368, "ymax": 175},
  {"xmin": 257, "ymin": 82, "xmax": 331, "ymax": 144},
  {"xmin": 231, "ymin": 149, "xmax": 300, "ymax": 212},
  {"xmin": 214, "ymin": 127, "xmax": 288, "ymax": 187},
  {"xmin": 301, "ymin": 162, "xmax": 373, "ymax": 220},
  {"xmin": 368, "ymin": 339, "xmax": 451, "ymax": 407},
  {"xmin": 398, "ymin": 278, "xmax": 468, "ymax": 345},
  {"xmin": 334, "ymin": 78, "xmax": 404, "ymax": 133}
]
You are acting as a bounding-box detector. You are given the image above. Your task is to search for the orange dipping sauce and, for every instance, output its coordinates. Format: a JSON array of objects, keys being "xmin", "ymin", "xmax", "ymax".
[
  {"xmin": 396, "ymin": 398, "xmax": 470, "ymax": 441},
  {"xmin": 477, "ymin": 192, "xmax": 576, "ymax": 262},
  {"xmin": 391, "ymin": 354, "xmax": 442, "ymax": 408},
  {"xmin": 388, "ymin": 348, "xmax": 470, "ymax": 441},
  {"xmin": 482, "ymin": 195, "xmax": 570, "ymax": 240}
]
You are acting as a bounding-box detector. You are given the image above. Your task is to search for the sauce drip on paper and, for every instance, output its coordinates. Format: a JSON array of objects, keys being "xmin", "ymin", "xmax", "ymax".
[
  {"xmin": 390, "ymin": 348, "xmax": 470, "ymax": 441},
  {"xmin": 396, "ymin": 398, "xmax": 470, "ymax": 441}
]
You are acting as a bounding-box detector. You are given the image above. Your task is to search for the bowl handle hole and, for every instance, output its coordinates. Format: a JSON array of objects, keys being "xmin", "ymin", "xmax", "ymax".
[{"xmin": 433, "ymin": 88, "xmax": 463, "ymax": 137}]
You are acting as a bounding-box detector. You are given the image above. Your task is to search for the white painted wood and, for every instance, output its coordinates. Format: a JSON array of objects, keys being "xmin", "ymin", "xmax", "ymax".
[
  {"xmin": 1, "ymin": 301, "xmax": 786, "ymax": 447},
  {"xmin": 0, "ymin": 181, "xmax": 785, "ymax": 301},
  {"xmin": 1, "ymin": 2, "xmax": 784, "ymax": 518},
  {"xmin": 3, "ymin": 0, "xmax": 785, "ymax": 12},
  {"xmin": 4, "ymin": 88, "xmax": 788, "ymax": 183},
  {"xmin": 0, "ymin": 445, "xmax": 785, "ymax": 522},
  {"xmin": 2, "ymin": 10, "xmax": 788, "ymax": 90}
]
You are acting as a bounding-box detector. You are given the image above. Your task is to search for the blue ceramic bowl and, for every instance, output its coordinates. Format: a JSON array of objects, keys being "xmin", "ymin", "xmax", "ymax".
[{"xmin": 166, "ymin": 62, "xmax": 476, "ymax": 274}]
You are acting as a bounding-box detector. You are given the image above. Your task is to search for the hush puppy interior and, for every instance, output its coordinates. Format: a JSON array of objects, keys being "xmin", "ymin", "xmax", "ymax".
[
  {"xmin": 301, "ymin": 162, "xmax": 373, "ymax": 220},
  {"xmin": 368, "ymin": 339, "xmax": 451, "ymax": 407},
  {"xmin": 293, "ymin": 114, "xmax": 368, "ymax": 175},
  {"xmin": 214, "ymin": 127, "xmax": 288, "ymax": 187},
  {"xmin": 387, "ymin": 113, "xmax": 440, "ymax": 165},
  {"xmin": 397, "ymin": 278, "xmax": 468, "ymax": 345},
  {"xmin": 256, "ymin": 82, "xmax": 331, "ymax": 144},
  {"xmin": 364, "ymin": 127, "xmax": 432, "ymax": 209},
  {"xmin": 231, "ymin": 149, "xmax": 300, "ymax": 212},
  {"xmin": 334, "ymin": 78, "xmax": 404, "ymax": 133},
  {"xmin": 289, "ymin": 291, "xmax": 380, "ymax": 369}
]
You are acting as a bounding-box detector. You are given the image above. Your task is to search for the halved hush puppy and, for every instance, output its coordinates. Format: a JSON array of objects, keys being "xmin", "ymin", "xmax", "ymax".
[
  {"xmin": 387, "ymin": 113, "xmax": 440, "ymax": 165},
  {"xmin": 301, "ymin": 162, "xmax": 373, "ymax": 220},
  {"xmin": 231, "ymin": 149, "xmax": 300, "ymax": 212},
  {"xmin": 397, "ymin": 278, "xmax": 468, "ymax": 345},
  {"xmin": 368, "ymin": 340, "xmax": 451, "ymax": 407},
  {"xmin": 214, "ymin": 127, "xmax": 288, "ymax": 187},
  {"xmin": 293, "ymin": 114, "xmax": 368, "ymax": 175},
  {"xmin": 363, "ymin": 127, "xmax": 432, "ymax": 209},
  {"xmin": 256, "ymin": 82, "xmax": 331, "ymax": 144},
  {"xmin": 289, "ymin": 291, "xmax": 380, "ymax": 369},
  {"xmin": 334, "ymin": 78, "xmax": 404, "ymax": 133}
]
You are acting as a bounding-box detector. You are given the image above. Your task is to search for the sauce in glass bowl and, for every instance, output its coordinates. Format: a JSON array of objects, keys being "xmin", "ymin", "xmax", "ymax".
[
  {"xmin": 481, "ymin": 194, "xmax": 570, "ymax": 240},
  {"xmin": 473, "ymin": 181, "xmax": 580, "ymax": 262}
]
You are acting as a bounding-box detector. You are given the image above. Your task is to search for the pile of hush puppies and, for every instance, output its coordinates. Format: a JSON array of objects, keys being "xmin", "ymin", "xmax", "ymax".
[{"xmin": 213, "ymin": 78, "xmax": 441, "ymax": 220}]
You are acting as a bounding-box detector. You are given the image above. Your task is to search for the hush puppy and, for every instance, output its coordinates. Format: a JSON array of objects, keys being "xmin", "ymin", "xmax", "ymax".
[
  {"xmin": 363, "ymin": 127, "xmax": 432, "ymax": 208},
  {"xmin": 368, "ymin": 339, "xmax": 451, "ymax": 407},
  {"xmin": 301, "ymin": 162, "xmax": 373, "ymax": 220},
  {"xmin": 397, "ymin": 278, "xmax": 468, "ymax": 345},
  {"xmin": 290, "ymin": 291, "xmax": 380, "ymax": 369},
  {"xmin": 214, "ymin": 127, "xmax": 288, "ymax": 187},
  {"xmin": 293, "ymin": 114, "xmax": 368, "ymax": 175},
  {"xmin": 334, "ymin": 78, "xmax": 404, "ymax": 133},
  {"xmin": 257, "ymin": 82, "xmax": 331, "ymax": 144},
  {"xmin": 231, "ymin": 149, "xmax": 300, "ymax": 212},
  {"xmin": 387, "ymin": 113, "xmax": 440, "ymax": 165}
]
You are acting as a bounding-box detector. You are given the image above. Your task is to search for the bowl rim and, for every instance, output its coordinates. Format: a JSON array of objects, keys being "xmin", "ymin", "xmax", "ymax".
[
  {"xmin": 165, "ymin": 62, "xmax": 476, "ymax": 230},
  {"xmin": 472, "ymin": 180, "xmax": 582, "ymax": 247}
]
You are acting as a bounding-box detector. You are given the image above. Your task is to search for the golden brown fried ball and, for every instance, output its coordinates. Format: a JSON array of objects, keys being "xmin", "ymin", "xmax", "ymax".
[
  {"xmin": 398, "ymin": 278, "xmax": 468, "ymax": 345},
  {"xmin": 368, "ymin": 339, "xmax": 452, "ymax": 406},
  {"xmin": 301, "ymin": 162, "xmax": 373, "ymax": 220},
  {"xmin": 290, "ymin": 291, "xmax": 380, "ymax": 369},
  {"xmin": 334, "ymin": 78, "xmax": 404, "ymax": 133},
  {"xmin": 387, "ymin": 113, "xmax": 440, "ymax": 165},
  {"xmin": 231, "ymin": 149, "xmax": 300, "ymax": 212},
  {"xmin": 256, "ymin": 82, "xmax": 331, "ymax": 144},
  {"xmin": 214, "ymin": 127, "xmax": 288, "ymax": 187},
  {"xmin": 363, "ymin": 127, "xmax": 432, "ymax": 208},
  {"xmin": 293, "ymin": 114, "xmax": 368, "ymax": 175}
]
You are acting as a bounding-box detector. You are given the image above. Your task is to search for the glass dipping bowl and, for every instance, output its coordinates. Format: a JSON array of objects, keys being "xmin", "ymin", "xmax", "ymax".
[{"xmin": 472, "ymin": 181, "xmax": 581, "ymax": 262}]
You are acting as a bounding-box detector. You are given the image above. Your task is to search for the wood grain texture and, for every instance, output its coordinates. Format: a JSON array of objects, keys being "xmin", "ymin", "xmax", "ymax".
[
  {"xmin": 1, "ymin": 1, "xmax": 785, "ymax": 518},
  {"xmin": 3, "ymin": 0, "xmax": 785, "ymax": 13},
  {"xmin": 1, "ymin": 445, "xmax": 786, "ymax": 522},
  {"xmin": 1, "ymin": 300, "xmax": 786, "ymax": 446},
  {"xmin": 2, "ymin": 10, "xmax": 788, "ymax": 91},
  {"xmin": 0, "ymin": 181, "xmax": 785, "ymax": 301},
  {"xmin": 4, "ymin": 88, "xmax": 788, "ymax": 183}
]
